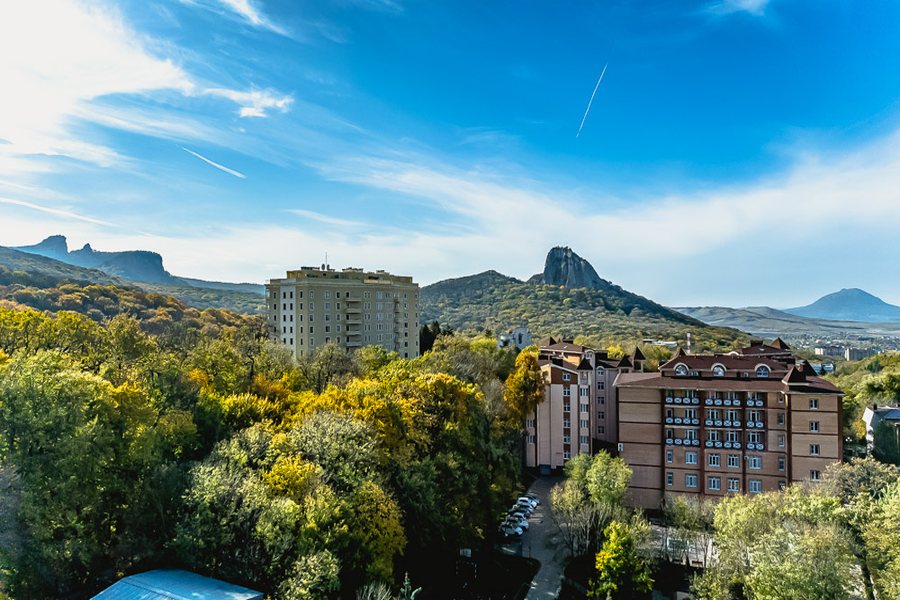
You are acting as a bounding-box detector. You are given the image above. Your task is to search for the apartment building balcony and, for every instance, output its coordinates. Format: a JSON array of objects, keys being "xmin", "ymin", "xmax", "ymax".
[
  {"xmin": 345, "ymin": 307, "xmax": 362, "ymax": 314},
  {"xmin": 704, "ymin": 419, "xmax": 744, "ymax": 428},
  {"xmin": 346, "ymin": 339, "xmax": 362, "ymax": 348},
  {"xmin": 704, "ymin": 398, "xmax": 742, "ymax": 407},
  {"xmin": 665, "ymin": 395, "xmax": 701, "ymax": 405},
  {"xmin": 345, "ymin": 329, "xmax": 362, "ymax": 337},
  {"xmin": 665, "ymin": 438, "xmax": 701, "ymax": 446},
  {"xmin": 704, "ymin": 440, "xmax": 742, "ymax": 449},
  {"xmin": 665, "ymin": 417, "xmax": 701, "ymax": 426}
]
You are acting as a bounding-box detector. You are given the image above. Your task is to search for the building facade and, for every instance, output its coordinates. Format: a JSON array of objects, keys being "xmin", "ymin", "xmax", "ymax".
[
  {"xmin": 525, "ymin": 339, "xmax": 638, "ymax": 471},
  {"xmin": 266, "ymin": 266, "xmax": 419, "ymax": 359},
  {"xmin": 616, "ymin": 339, "xmax": 843, "ymax": 509}
]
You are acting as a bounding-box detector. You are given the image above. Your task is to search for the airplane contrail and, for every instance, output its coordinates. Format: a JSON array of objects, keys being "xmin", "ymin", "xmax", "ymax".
[
  {"xmin": 576, "ymin": 63, "xmax": 608, "ymax": 138},
  {"xmin": 182, "ymin": 147, "xmax": 247, "ymax": 179}
]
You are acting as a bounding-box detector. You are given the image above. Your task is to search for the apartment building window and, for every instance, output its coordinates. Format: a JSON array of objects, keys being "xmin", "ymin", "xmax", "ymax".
[
  {"xmin": 580, "ymin": 402, "xmax": 589, "ymax": 413},
  {"xmin": 310, "ymin": 302, "xmax": 315, "ymax": 311},
  {"xmin": 282, "ymin": 327, "xmax": 286, "ymax": 334},
  {"xmin": 283, "ymin": 303, "xmax": 287, "ymax": 310},
  {"xmin": 685, "ymin": 408, "xmax": 697, "ymax": 420},
  {"xmin": 666, "ymin": 450, "xmax": 673, "ymax": 464},
  {"xmin": 563, "ymin": 419, "xmax": 571, "ymax": 428},
  {"xmin": 707, "ymin": 408, "xmax": 720, "ymax": 420},
  {"xmin": 324, "ymin": 302, "xmax": 331, "ymax": 310},
  {"xmin": 748, "ymin": 456, "xmax": 761, "ymax": 470},
  {"xmin": 282, "ymin": 291, "xmax": 286, "ymax": 299},
  {"xmin": 809, "ymin": 421, "xmax": 820, "ymax": 433},
  {"xmin": 289, "ymin": 338, "xmax": 293, "ymax": 345},
  {"xmin": 563, "ymin": 451, "xmax": 571, "ymax": 460},
  {"xmin": 563, "ymin": 435, "xmax": 570, "ymax": 444},
  {"xmin": 708, "ymin": 477, "xmax": 721, "ymax": 491},
  {"xmin": 749, "ymin": 480, "xmax": 762, "ymax": 493},
  {"xmin": 707, "ymin": 430, "xmax": 721, "ymax": 442},
  {"xmin": 727, "ymin": 454, "xmax": 740, "ymax": 468},
  {"xmin": 685, "ymin": 451, "xmax": 698, "ymax": 465},
  {"xmin": 749, "ymin": 410, "xmax": 761, "ymax": 422},
  {"xmin": 579, "ymin": 387, "xmax": 589, "ymax": 397},
  {"xmin": 728, "ymin": 478, "xmax": 740, "ymax": 492},
  {"xmin": 563, "ymin": 373, "xmax": 571, "ymax": 382},
  {"xmin": 525, "ymin": 418, "xmax": 535, "ymax": 429},
  {"xmin": 580, "ymin": 435, "xmax": 589, "ymax": 445},
  {"xmin": 810, "ymin": 470, "xmax": 821, "ymax": 481},
  {"xmin": 324, "ymin": 325, "xmax": 330, "ymax": 333},
  {"xmin": 778, "ymin": 434, "xmax": 786, "ymax": 448},
  {"xmin": 685, "ymin": 474, "xmax": 698, "ymax": 488},
  {"xmin": 666, "ymin": 472, "xmax": 674, "ymax": 486},
  {"xmin": 598, "ymin": 396, "xmax": 605, "ymax": 405},
  {"xmin": 598, "ymin": 381, "xmax": 605, "ymax": 390},
  {"xmin": 756, "ymin": 366, "xmax": 770, "ymax": 378},
  {"xmin": 748, "ymin": 432, "xmax": 762, "ymax": 444},
  {"xmin": 726, "ymin": 430, "xmax": 740, "ymax": 443},
  {"xmin": 563, "ymin": 387, "xmax": 572, "ymax": 397},
  {"xmin": 778, "ymin": 456, "xmax": 786, "ymax": 471},
  {"xmin": 810, "ymin": 444, "xmax": 820, "ymax": 456},
  {"xmin": 580, "ymin": 419, "xmax": 589, "ymax": 429},
  {"xmin": 325, "ymin": 337, "xmax": 330, "ymax": 343},
  {"xmin": 666, "ymin": 408, "xmax": 674, "ymax": 419},
  {"xmin": 599, "ymin": 411, "xmax": 605, "ymax": 420},
  {"xmin": 809, "ymin": 398, "xmax": 819, "ymax": 410},
  {"xmin": 364, "ymin": 292, "xmax": 370, "ymax": 299},
  {"xmin": 598, "ymin": 425, "xmax": 605, "ymax": 434},
  {"xmin": 310, "ymin": 291, "xmax": 315, "ymax": 299},
  {"xmin": 708, "ymin": 453, "xmax": 720, "ymax": 467},
  {"xmin": 527, "ymin": 435, "xmax": 535, "ymax": 444},
  {"xmin": 777, "ymin": 412, "xmax": 785, "ymax": 426},
  {"xmin": 325, "ymin": 291, "xmax": 331, "ymax": 299},
  {"xmin": 686, "ymin": 429, "xmax": 698, "ymax": 441},
  {"xmin": 336, "ymin": 325, "xmax": 341, "ymax": 333},
  {"xmin": 726, "ymin": 409, "xmax": 739, "ymax": 421},
  {"xmin": 309, "ymin": 326, "xmax": 314, "ymax": 334}
]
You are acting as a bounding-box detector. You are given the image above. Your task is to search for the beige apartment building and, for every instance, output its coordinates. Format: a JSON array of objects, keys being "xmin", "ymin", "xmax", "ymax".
[
  {"xmin": 526, "ymin": 339, "xmax": 640, "ymax": 471},
  {"xmin": 615, "ymin": 339, "xmax": 843, "ymax": 509},
  {"xmin": 266, "ymin": 266, "xmax": 419, "ymax": 359}
]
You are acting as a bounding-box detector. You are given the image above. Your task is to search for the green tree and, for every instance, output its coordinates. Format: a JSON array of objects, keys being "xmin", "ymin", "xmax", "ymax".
[
  {"xmin": 589, "ymin": 519, "xmax": 653, "ymax": 600},
  {"xmin": 503, "ymin": 349, "xmax": 543, "ymax": 423}
]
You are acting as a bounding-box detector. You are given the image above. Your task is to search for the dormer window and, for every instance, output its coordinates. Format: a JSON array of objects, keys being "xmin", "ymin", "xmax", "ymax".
[
  {"xmin": 674, "ymin": 363, "xmax": 688, "ymax": 376},
  {"xmin": 712, "ymin": 364, "xmax": 726, "ymax": 377},
  {"xmin": 756, "ymin": 365, "xmax": 770, "ymax": 378}
]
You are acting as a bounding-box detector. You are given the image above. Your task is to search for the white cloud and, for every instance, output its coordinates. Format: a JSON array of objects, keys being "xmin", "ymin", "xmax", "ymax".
[
  {"xmin": 211, "ymin": 0, "xmax": 287, "ymax": 35},
  {"xmin": 204, "ymin": 88, "xmax": 294, "ymax": 118},
  {"xmin": 707, "ymin": 0, "xmax": 771, "ymax": 16},
  {"xmin": 0, "ymin": 196, "xmax": 114, "ymax": 226},
  {"xmin": 288, "ymin": 209, "xmax": 367, "ymax": 228},
  {"xmin": 0, "ymin": 1, "xmax": 193, "ymax": 172}
]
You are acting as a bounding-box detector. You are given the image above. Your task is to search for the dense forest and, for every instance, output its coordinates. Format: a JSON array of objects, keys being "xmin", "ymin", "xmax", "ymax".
[{"xmin": 0, "ymin": 294, "xmax": 534, "ymax": 598}]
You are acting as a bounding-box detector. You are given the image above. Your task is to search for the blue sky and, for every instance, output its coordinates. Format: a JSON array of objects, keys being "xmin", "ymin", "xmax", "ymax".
[{"xmin": 2, "ymin": 0, "xmax": 900, "ymax": 306}]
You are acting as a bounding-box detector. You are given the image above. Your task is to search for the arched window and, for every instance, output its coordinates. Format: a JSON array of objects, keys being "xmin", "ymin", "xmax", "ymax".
[
  {"xmin": 674, "ymin": 363, "xmax": 688, "ymax": 376},
  {"xmin": 712, "ymin": 364, "xmax": 726, "ymax": 377},
  {"xmin": 756, "ymin": 365, "xmax": 770, "ymax": 378}
]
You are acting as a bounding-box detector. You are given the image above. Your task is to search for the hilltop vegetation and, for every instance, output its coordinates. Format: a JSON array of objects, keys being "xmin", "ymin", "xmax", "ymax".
[
  {"xmin": 421, "ymin": 271, "xmax": 748, "ymax": 351},
  {"xmin": 0, "ymin": 290, "xmax": 529, "ymax": 598}
]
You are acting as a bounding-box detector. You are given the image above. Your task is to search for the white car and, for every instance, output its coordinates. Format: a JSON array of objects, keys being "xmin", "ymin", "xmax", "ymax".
[
  {"xmin": 505, "ymin": 515, "xmax": 529, "ymax": 531},
  {"xmin": 510, "ymin": 504, "xmax": 533, "ymax": 517},
  {"xmin": 498, "ymin": 523, "xmax": 523, "ymax": 537},
  {"xmin": 517, "ymin": 496, "xmax": 539, "ymax": 508}
]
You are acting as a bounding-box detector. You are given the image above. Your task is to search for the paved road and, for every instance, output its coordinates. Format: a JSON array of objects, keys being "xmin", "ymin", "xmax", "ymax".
[{"xmin": 523, "ymin": 476, "xmax": 566, "ymax": 600}]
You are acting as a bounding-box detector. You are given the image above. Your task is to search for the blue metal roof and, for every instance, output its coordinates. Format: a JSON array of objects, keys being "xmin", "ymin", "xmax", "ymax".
[{"xmin": 92, "ymin": 569, "xmax": 263, "ymax": 600}]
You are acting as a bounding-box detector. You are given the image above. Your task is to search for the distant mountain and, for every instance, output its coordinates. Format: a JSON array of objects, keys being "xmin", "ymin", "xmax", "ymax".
[
  {"xmin": 785, "ymin": 288, "xmax": 900, "ymax": 323},
  {"xmin": 12, "ymin": 236, "xmax": 265, "ymax": 295},
  {"xmin": 422, "ymin": 248, "xmax": 746, "ymax": 349},
  {"xmin": 14, "ymin": 236, "xmax": 176, "ymax": 284},
  {"xmin": 0, "ymin": 246, "xmax": 124, "ymax": 286},
  {"xmin": 3, "ymin": 239, "xmax": 265, "ymax": 314},
  {"xmin": 527, "ymin": 246, "xmax": 607, "ymax": 289},
  {"xmin": 673, "ymin": 304, "xmax": 900, "ymax": 340}
]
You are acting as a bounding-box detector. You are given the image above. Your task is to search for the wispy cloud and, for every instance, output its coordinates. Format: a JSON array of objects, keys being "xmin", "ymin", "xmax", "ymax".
[
  {"xmin": 182, "ymin": 147, "xmax": 247, "ymax": 178},
  {"xmin": 184, "ymin": 0, "xmax": 289, "ymax": 35},
  {"xmin": 706, "ymin": 0, "xmax": 770, "ymax": 16},
  {"xmin": 204, "ymin": 88, "xmax": 294, "ymax": 118},
  {"xmin": 288, "ymin": 208, "xmax": 366, "ymax": 228},
  {"xmin": 0, "ymin": 196, "xmax": 114, "ymax": 226}
]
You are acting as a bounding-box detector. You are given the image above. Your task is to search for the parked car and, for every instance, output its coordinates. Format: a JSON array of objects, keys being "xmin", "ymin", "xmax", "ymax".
[
  {"xmin": 523, "ymin": 493, "xmax": 540, "ymax": 505},
  {"xmin": 510, "ymin": 504, "xmax": 533, "ymax": 516},
  {"xmin": 505, "ymin": 515, "xmax": 529, "ymax": 531},
  {"xmin": 509, "ymin": 509, "xmax": 530, "ymax": 521},
  {"xmin": 514, "ymin": 500, "xmax": 535, "ymax": 513},
  {"xmin": 517, "ymin": 496, "xmax": 538, "ymax": 508},
  {"xmin": 498, "ymin": 523, "xmax": 523, "ymax": 537}
]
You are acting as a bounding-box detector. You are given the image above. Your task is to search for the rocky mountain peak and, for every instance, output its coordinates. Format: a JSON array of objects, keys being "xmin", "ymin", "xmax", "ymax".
[{"xmin": 528, "ymin": 246, "xmax": 606, "ymax": 289}]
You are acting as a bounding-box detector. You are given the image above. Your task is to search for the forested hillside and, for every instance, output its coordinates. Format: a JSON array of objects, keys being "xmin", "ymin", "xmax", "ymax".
[
  {"xmin": 0, "ymin": 291, "xmax": 530, "ymax": 598},
  {"xmin": 421, "ymin": 271, "xmax": 748, "ymax": 351}
]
